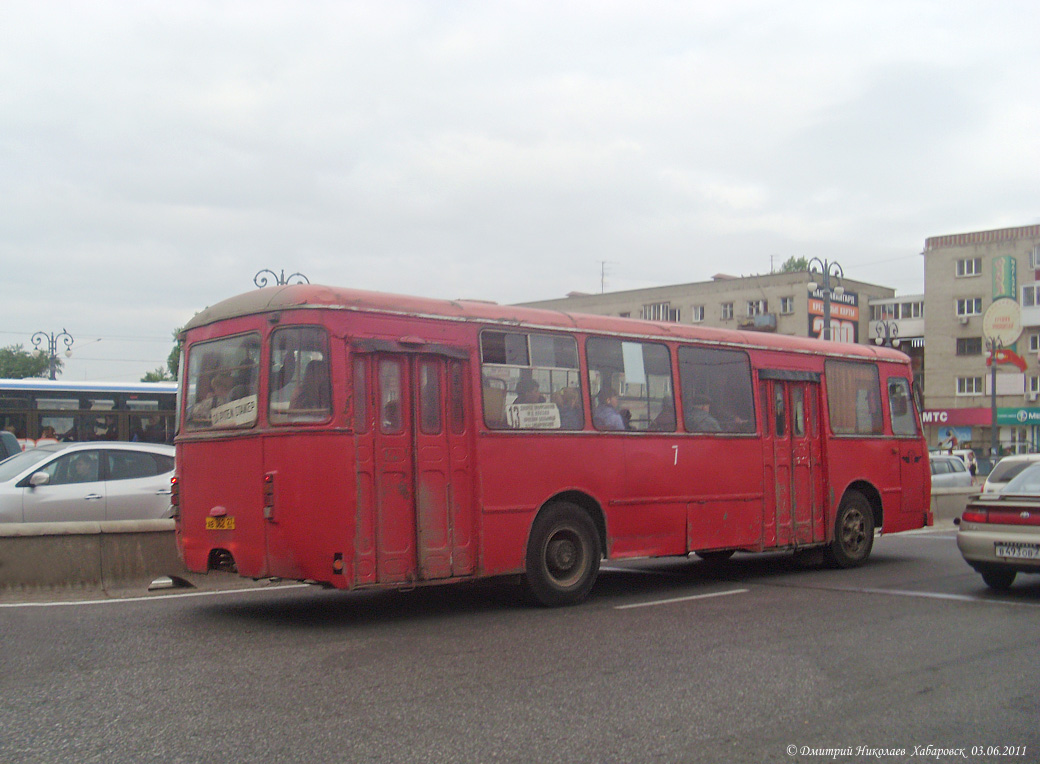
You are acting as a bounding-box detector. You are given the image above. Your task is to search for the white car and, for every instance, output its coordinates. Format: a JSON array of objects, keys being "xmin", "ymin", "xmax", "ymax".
[
  {"xmin": 957, "ymin": 462, "xmax": 1040, "ymax": 590},
  {"xmin": 981, "ymin": 454, "xmax": 1040, "ymax": 494},
  {"xmin": 0, "ymin": 442, "xmax": 175, "ymax": 523}
]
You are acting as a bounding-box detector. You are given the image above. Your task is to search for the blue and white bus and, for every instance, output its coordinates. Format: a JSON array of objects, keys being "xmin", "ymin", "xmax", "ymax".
[{"xmin": 0, "ymin": 379, "xmax": 176, "ymax": 450}]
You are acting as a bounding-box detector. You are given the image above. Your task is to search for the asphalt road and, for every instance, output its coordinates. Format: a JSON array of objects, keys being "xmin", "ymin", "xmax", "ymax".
[{"xmin": 2, "ymin": 523, "xmax": 1038, "ymax": 764}]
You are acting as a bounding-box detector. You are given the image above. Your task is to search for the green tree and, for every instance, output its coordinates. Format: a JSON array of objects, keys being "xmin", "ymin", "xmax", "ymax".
[
  {"xmin": 141, "ymin": 328, "xmax": 183, "ymax": 383},
  {"xmin": 779, "ymin": 256, "xmax": 810, "ymax": 273},
  {"xmin": 142, "ymin": 366, "xmax": 174, "ymax": 382},
  {"xmin": 0, "ymin": 344, "xmax": 59, "ymax": 379}
]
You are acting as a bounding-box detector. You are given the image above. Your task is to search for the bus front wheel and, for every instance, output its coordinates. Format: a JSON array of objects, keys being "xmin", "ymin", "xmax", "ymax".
[
  {"xmin": 525, "ymin": 502, "xmax": 601, "ymax": 607},
  {"xmin": 825, "ymin": 490, "xmax": 874, "ymax": 568}
]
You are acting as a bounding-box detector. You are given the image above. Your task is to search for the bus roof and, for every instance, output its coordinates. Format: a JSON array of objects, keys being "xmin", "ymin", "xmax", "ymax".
[
  {"xmin": 0, "ymin": 379, "xmax": 177, "ymax": 395},
  {"xmin": 185, "ymin": 284, "xmax": 909, "ymax": 364}
]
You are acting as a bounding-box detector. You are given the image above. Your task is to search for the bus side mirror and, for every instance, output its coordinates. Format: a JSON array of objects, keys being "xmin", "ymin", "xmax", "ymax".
[{"xmin": 29, "ymin": 472, "xmax": 50, "ymax": 488}]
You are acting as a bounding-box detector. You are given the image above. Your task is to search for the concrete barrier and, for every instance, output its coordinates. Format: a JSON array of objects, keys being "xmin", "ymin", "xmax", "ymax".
[
  {"xmin": 930, "ymin": 486, "xmax": 980, "ymax": 523},
  {"xmin": 0, "ymin": 519, "xmax": 189, "ymax": 593},
  {"xmin": 0, "ymin": 488, "xmax": 979, "ymax": 595}
]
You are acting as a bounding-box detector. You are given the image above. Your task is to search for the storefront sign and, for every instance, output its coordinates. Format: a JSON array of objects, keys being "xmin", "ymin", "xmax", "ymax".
[
  {"xmin": 921, "ymin": 408, "xmax": 992, "ymax": 426},
  {"xmin": 996, "ymin": 407, "xmax": 1040, "ymax": 425}
]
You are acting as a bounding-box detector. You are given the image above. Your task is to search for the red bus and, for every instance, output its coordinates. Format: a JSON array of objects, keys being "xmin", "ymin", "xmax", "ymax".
[{"xmin": 173, "ymin": 284, "xmax": 931, "ymax": 606}]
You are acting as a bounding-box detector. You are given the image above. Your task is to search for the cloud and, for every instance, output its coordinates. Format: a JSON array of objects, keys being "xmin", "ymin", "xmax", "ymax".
[{"xmin": 1, "ymin": 1, "xmax": 1039, "ymax": 379}]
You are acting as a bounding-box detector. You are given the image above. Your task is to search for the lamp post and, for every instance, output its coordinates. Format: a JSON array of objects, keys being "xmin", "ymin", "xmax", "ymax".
[
  {"xmin": 873, "ymin": 319, "xmax": 900, "ymax": 348},
  {"xmin": 806, "ymin": 258, "xmax": 845, "ymax": 341},
  {"xmin": 986, "ymin": 336, "xmax": 1002, "ymax": 458},
  {"xmin": 31, "ymin": 329, "xmax": 74, "ymax": 380},
  {"xmin": 254, "ymin": 269, "xmax": 310, "ymax": 288}
]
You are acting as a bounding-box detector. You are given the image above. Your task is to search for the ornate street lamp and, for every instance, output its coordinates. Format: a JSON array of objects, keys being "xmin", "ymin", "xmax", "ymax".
[
  {"xmin": 31, "ymin": 329, "xmax": 74, "ymax": 380},
  {"xmin": 873, "ymin": 319, "xmax": 900, "ymax": 348},
  {"xmin": 254, "ymin": 269, "xmax": 310, "ymax": 288},
  {"xmin": 806, "ymin": 258, "xmax": 845, "ymax": 341}
]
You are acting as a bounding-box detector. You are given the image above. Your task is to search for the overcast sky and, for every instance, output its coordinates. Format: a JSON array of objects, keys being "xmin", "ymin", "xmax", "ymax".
[{"xmin": 3, "ymin": 1, "xmax": 1039, "ymax": 382}]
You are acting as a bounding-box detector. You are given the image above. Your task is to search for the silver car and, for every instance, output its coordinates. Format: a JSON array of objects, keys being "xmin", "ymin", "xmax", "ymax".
[
  {"xmin": 957, "ymin": 462, "xmax": 1040, "ymax": 590},
  {"xmin": 0, "ymin": 442, "xmax": 175, "ymax": 523},
  {"xmin": 929, "ymin": 454, "xmax": 974, "ymax": 488}
]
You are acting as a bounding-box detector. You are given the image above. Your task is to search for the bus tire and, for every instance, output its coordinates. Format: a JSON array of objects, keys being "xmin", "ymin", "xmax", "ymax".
[
  {"xmin": 524, "ymin": 502, "xmax": 601, "ymax": 607},
  {"xmin": 825, "ymin": 490, "xmax": 874, "ymax": 568}
]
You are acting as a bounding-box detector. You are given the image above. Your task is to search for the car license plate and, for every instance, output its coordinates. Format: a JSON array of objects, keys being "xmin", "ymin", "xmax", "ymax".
[
  {"xmin": 995, "ymin": 541, "xmax": 1040, "ymax": 559},
  {"xmin": 205, "ymin": 516, "xmax": 235, "ymax": 531}
]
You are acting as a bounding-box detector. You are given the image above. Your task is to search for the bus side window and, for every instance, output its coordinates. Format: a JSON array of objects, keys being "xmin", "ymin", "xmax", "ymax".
[
  {"xmin": 826, "ymin": 361, "xmax": 883, "ymax": 435},
  {"xmin": 677, "ymin": 346, "xmax": 756, "ymax": 434},
  {"xmin": 480, "ymin": 330, "xmax": 580, "ymax": 431},
  {"xmin": 586, "ymin": 337, "xmax": 672, "ymax": 432}
]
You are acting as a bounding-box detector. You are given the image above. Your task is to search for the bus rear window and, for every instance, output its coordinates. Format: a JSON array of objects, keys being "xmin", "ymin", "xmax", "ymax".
[
  {"xmin": 269, "ymin": 327, "xmax": 331, "ymax": 424},
  {"xmin": 185, "ymin": 334, "xmax": 260, "ymax": 430}
]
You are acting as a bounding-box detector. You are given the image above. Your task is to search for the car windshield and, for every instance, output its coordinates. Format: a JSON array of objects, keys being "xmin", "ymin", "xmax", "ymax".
[
  {"xmin": 0, "ymin": 445, "xmax": 63, "ymax": 483},
  {"xmin": 1001, "ymin": 463, "xmax": 1040, "ymax": 495}
]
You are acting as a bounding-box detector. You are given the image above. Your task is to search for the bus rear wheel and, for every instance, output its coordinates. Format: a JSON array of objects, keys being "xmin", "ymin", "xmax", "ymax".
[
  {"xmin": 525, "ymin": 502, "xmax": 600, "ymax": 607},
  {"xmin": 825, "ymin": 490, "xmax": 874, "ymax": 568}
]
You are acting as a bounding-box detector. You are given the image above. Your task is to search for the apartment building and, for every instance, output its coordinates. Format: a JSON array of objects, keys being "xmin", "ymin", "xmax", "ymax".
[
  {"xmin": 519, "ymin": 271, "xmax": 895, "ymax": 346},
  {"xmin": 923, "ymin": 224, "xmax": 1040, "ymax": 454}
]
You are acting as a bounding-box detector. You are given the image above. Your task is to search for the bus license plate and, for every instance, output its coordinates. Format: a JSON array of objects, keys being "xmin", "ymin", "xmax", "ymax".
[
  {"xmin": 205, "ymin": 516, "xmax": 235, "ymax": 531},
  {"xmin": 995, "ymin": 542, "xmax": 1040, "ymax": 559}
]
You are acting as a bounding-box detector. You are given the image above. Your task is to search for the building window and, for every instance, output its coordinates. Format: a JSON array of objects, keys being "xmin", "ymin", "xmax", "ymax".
[
  {"xmin": 1030, "ymin": 334, "xmax": 1040, "ymax": 353},
  {"xmin": 900, "ymin": 301, "xmax": 923, "ymax": 319},
  {"xmin": 721, "ymin": 303, "xmax": 734, "ymax": 320},
  {"xmin": 1022, "ymin": 284, "xmax": 1040, "ymax": 308},
  {"xmin": 956, "ymin": 377, "xmax": 983, "ymax": 396},
  {"xmin": 956, "ymin": 258, "xmax": 982, "ymax": 277},
  {"xmin": 872, "ymin": 304, "xmax": 897, "ymax": 321},
  {"xmin": 641, "ymin": 302, "xmax": 680, "ymax": 322},
  {"xmin": 956, "ymin": 337, "xmax": 983, "ymax": 356},
  {"xmin": 955, "ymin": 298, "xmax": 983, "ymax": 317},
  {"xmin": 746, "ymin": 299, "xmax": 768, "ymax": 317},
  {"xmin": 780, "ymin": 297, "xmax": 794, "ymax": 315},
  {"xmin": 690, "ymin": 305, "xmax": 705, "ymax": 323},
  {"xmin": 1030, "ymin": 376, "xmax": 1040, "ymax": 395}
]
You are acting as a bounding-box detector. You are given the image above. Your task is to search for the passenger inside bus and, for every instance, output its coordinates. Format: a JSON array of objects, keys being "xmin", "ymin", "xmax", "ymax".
[
  {"xmin": 554, "ymin": 387, "xmax": 583, "ymax": 430},
  {"xmin": 593, "ymin": 390, "xmax": 625, "ymax": 431},
  {"xmin": 687, "ymin": 394, "xmax": 721, "ymax": 432},
  {"xmin": 650, "ymin": 397, "xmax": 676, "ymax": 431},
  {"xmin": 513, "ymin": 378, "xmax": 545, "ymax": 404}
]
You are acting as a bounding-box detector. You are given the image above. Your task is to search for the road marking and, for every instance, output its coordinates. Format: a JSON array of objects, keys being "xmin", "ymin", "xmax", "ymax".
[
  {"xmin": 0, "ymin": 583, "xmax": 309, "ymax": 608},
  {"xmin": 614, "ymin": 588, "xmax": 748, "ymax": 610},
  {"xmin": 802, "ymin": 585, "xmax": 1040, "ymax": 608}
]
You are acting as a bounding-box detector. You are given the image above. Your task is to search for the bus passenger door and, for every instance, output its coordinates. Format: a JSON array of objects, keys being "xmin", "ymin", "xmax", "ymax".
[
  {"xmin": 789, "ymin": 383, "xmax": 825, "ymax": 544},
  {"xmin": 762, "ymin": 376, "xmax": 825, "ymax": 549},
  {"xmin": 369, "ymin": 356, "xmax": 418, "ymax": 583},
  {"xmin": 355, "ymin": 351, "xmax": 474, "ymax": 585}
]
